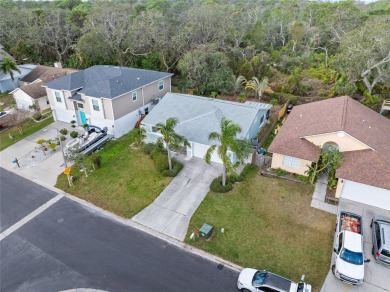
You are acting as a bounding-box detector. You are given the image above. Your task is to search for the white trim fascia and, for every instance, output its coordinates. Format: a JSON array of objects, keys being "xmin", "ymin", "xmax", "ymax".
[
  {"xmin": 300, "ymin": 131, "xmax": 374, "ymax": 151},
  {"xmin": 9, "ymin": 87, "xmax": 20, "ymax": 94}
]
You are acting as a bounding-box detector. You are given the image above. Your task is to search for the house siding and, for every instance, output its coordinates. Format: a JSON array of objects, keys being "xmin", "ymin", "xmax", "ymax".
[
  {"xmin": 13, "ymin": 89, "xmax": 34, "ymax": 110},
  {"xmin": 271, "ymin": 153, "xmax": 312, "ymax": 176},
  {"xmin": 111, "ymin": 77, "xmax": 171, "ymax": 120},
  {"xmin": 304, "ymin": 132, "xmax": 371, "ymax": 152}
]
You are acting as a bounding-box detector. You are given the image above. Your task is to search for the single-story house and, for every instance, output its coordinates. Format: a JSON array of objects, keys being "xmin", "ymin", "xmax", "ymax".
[
  {"xmin": 141, "ymin": 93, "xmax": 272, "ymax": 164},
  {"xmin": 44, "ymin": 65, "xmax": 173, "ymax": 138},
  {"xmin": 0, "ymin": 64, "xmax": 37, "ymax": 93},
  {"xmin": 12, "ymin": 66, "xmax": 76, "ymax": 112},
  {"xmin": 268, "ymin": 96, "xmax": 390, "ymax": 211}
]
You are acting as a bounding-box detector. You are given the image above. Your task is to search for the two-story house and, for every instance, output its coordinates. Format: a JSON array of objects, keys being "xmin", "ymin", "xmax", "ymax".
[{"xmin": 44, "ymin": 65, "xmax": 173, "ymax": 137}]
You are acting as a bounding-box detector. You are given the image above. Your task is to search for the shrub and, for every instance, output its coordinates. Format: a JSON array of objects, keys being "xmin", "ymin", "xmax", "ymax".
[
  {"xmin": 228, "ymin": 173, "xmax": 244, "ymax": 183},
  {"xmin": 83, "ymin": 124, "xmax": 88, "ymax": 129},
  {"xmin": 48, "ymin": 143, "xmax": 57, "ymax": 150},
  {"xmin": 162, "ymin": 160, "xmax": 183, "ymax": 177},
  {"xmin": 71, "ymin": 125, "xmax": 76, "ymax": 128},
  {"xmin": 91, "ymin": 155, "xmax": 102, "ymax": 169},
  {"xmin": 70, "ymin": 120, "xmax": 76, "ymax": 124},
  {"xmin": 276, "ymin": 168, "xmax": 286, "ymax": 176},
  {"xmin": 151, "ymin": 149, "xmax": 169, "ymax": 172},
  {"xmin": 143, "ymin": 143, "xmax": 155, "ymax": 155},
  {"xmin": 60, "ymin": 135, "xmax": 66, "ymax": 141},
  {"xmin": 70, "ymin": 131, "xmax": 78, "ymax": 138},
  {"xmin": 240, "ymin": 164, "xmax": 258, "ymax": 179},
  {"xmin": 59, "ymin": 128, "xmax": 68, "ymax": 135},
  {"xmin": 36, "ymin": 139, "xmax": 46, "ymax": 145},
  {"xmin": 33, "ymin": 112, "xmax": 42, "ymax": 120},
  {"xmin": 210, "ymin": 176, "xmax": 233, "ymax": 193}
]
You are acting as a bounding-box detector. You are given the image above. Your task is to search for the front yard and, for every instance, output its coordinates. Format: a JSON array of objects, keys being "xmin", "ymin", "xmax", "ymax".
[
  {"xmin": 56, "ymin": 134, "xmax": 172, "ymax": 218},
  {"xmin": 186, "ymin": 167, "xmax": 335, "ymax": 291},
  {"xmin": 0, "ymin": 117, "xmax": 54, "ymax": 151}
]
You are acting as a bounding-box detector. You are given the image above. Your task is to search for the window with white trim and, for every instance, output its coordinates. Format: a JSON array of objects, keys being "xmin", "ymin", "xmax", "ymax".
[
  {"xmin": 55, "ymin": 91, "xmax": 62, "ymax": 103},
  {"xmin": 132, "ymin": 92, "xmax": 137, "ymax": 102},
  {"xmin": 92, "ymin": 99, "xmax": 100, "ymax": 111},
  {"xmin": 158, "ymin": 80, "xmax": 164, "ymax": 91},
  {"xmin": 282, "ymin": 156, "xmax": 300, "ymax": 169},
  {"xmin": 77, "ymin": 102, "xmax": 84, "ymax": 109}
]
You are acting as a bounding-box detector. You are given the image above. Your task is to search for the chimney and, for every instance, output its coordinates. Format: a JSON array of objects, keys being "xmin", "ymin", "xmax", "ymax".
[{"xmin": 54, "ymin": 62, "xmax": 62, "ymax": 69}]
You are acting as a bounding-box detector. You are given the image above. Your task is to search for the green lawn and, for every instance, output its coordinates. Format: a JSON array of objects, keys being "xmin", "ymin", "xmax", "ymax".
[
  {"xmin": 56, "ymin": 134, "xmax": 172, "ymax": 218},
  {"xmin": 0, "ymin": 117, "xmax": 54, "ymax": 151},
  {"xmin": 0, "ymin": 93, "xmax": 14, "ymax": 111},
  {"xmin": 186, "ymin": 168, "xmax": 335, "ymax": 291}
]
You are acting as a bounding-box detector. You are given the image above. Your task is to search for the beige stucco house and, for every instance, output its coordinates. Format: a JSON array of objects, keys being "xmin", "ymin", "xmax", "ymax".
[
  {"xmin": 12, "ymin": 65, "xmax": 76, "ymax": 112},
  {"xmin": 268, "ymin": 96, "xmax": 390, "ymax": 211},
  {"xmin": 43, "ymin": 65, "xmax": 173, "ymax": 138}
]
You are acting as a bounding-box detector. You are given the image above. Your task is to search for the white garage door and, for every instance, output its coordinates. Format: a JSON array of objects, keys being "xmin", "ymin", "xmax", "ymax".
[
  {"xmin": 192, "ymin": 142, "xmax": 222, "ymax": 164},
  {"xmin": 341, "ymin": 180, "xmax": 390, "ymax": 211}
]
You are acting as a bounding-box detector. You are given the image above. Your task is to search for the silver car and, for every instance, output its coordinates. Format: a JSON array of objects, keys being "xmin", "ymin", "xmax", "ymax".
[{"xmin": 371, "ymin": 216, "xmax": 390, "ymax": 266}]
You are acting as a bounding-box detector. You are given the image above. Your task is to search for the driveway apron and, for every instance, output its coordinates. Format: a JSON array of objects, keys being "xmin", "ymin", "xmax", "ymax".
[{"xmin": 133, "ymin": 157, "xmax": 222, "ymax": 241}]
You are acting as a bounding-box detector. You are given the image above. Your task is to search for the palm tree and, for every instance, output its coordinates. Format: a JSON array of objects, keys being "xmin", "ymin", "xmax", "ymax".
[
  {"xmin": 0, "ymin": 57, "xmax": 21, "ymax": 85},
  {"xmin": 232, "ymin": 75, "xmax": 247, "ymax": 97},
  {"xmin": 155, "ymin": 117, "xmax": 190, "ymax": 170},
  {"xmin": 245, "ymin": 77, "xmax": 269, "ymax": 100},
  {"xmin": 205, "ymin": 118, "xmax": 252, "ymax": 186}
]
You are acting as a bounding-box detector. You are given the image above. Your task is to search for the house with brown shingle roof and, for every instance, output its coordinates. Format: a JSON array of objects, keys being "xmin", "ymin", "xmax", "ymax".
[
  {"xmin": 11, "ymin": 65, "xmax": 77, "ymax": 112},
  {"xmin": 268, "ymin": 96, "xmax": 390, "ymax": 211}
]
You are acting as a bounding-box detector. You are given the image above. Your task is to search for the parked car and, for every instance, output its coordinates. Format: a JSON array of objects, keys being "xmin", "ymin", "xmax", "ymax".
[
  {"xmin": 332, "ymin": 211, "xmax": 370, "ymax": 285},
  {"xmin": 237, "ymin": 268, "xmax": 311, "ymax": 292},
  {"xmin": 371, "ymin": 216, "xmax": 390, "ymax": 266}
]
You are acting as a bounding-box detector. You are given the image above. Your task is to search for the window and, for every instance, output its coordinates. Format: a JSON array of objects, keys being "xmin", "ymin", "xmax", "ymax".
[
  {"xmin": 282, "ymin": 156, "xmax": 300, "ymax": 169},
  {"xmin": 260, "ymin": 115, "xmax": 264, "ymax": 124},
  {"xmin": 78, "ymin": 102, "xmax": 84, "ymax": 109},
  {"xmin": 46, "ymin": 97, "xmax": 50, "ymax": 105},
  {"xmin": 158, "ymin": 80, "xmax": 164, "ymax": 91},
  {"xmin": 55, "ymin": 91, "xmax": 62, "ymax": 103},
  {"xmin": 152, "ymin": 126, "xmax": 158, "ymax": 132},
  {"xmin": 92, "ymin": 99, "xmax": 100, "ymax": 111},
  {"xmin": 132, "ymin": 92, "xmax": 137, "ymax": 102},
  {"xmin": 338, "ymin": 233, "xmax": 343, "ymax": 253}
]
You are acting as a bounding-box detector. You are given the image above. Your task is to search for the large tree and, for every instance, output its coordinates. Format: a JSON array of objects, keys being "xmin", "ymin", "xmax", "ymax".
[
  {"xmin": 155, "ymin": 117, "xmax": 189, "ymax": 171},
  {"xmin": 205, "ymin": 118, "xmax": 252, "ymax": 187},
  {"xmin": 335, "ymin": 15, "xmax": 390, "ymax": 95}
]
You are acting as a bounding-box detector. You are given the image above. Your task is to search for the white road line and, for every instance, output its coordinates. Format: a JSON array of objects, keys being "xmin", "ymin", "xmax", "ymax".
[{"xmin": 0, "ymin": 194, "xmax": 63, "ymax": 242}]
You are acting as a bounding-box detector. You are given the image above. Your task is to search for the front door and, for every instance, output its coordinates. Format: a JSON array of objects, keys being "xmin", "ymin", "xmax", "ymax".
[{"xmin": 79, "ymin": 111, "xmax": 87, "ymax": 125}]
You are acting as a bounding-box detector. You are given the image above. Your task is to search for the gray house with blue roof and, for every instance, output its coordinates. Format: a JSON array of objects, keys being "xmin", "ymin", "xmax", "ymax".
[
  {"xmin": 142, "ymin": 93, "xmax": 271, "ymax": 164},
  {"xmin": 44, "ymin": 65, "xmax": 173, "ymax": 137}
]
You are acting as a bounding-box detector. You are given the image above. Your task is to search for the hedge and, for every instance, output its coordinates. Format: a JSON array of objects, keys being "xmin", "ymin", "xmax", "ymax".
[
  {"xmin": 210, "ymin": 176, "xmax": 233, "ymax": 193},
  {"xmin": 151, "ymin": 149, "xmax": 169, "ymax": 172},
  {"xmin": 162, "ymin": 160, "xmax": 183, "ymax": 177},
  {"xmin": 240, "ymin": 164, "xmax": 258, "ymax": 178}
]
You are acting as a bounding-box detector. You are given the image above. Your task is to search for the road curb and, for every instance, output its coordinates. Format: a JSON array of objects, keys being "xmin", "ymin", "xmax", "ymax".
[{"xmin": 3, "ymin": 168, "xmax": 243, "ymax": 273}]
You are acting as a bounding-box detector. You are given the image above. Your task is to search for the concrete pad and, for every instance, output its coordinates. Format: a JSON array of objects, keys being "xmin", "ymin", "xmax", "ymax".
[{"xmin": 133, "ymin": 157, "xmax": 222, "ymax": 241}]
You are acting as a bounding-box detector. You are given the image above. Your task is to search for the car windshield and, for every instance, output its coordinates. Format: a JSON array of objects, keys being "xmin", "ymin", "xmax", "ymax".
[
  {"xmin": 252, "ymin": 271, "xmax": 266, "ymax": 286},
  {"xmin": 381, "ymin": 249, "xmax": 390, "ymax": 257},
  {"xmin": 340, "ymin": 248, "xmax": 363, "ymax": 265}
]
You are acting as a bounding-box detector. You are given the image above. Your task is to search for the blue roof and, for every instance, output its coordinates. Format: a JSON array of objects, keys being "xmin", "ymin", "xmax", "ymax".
[
  {"xmin": 45, "ymin": 65, "xmax": 173, "ymax": 99},
  {"xmin": 142, "ymin": 93, "xmax": 271, "ymax": 145}
]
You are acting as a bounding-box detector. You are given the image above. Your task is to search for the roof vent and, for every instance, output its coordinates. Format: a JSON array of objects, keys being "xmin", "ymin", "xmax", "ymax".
[
  {"xmin": 299, "ymin": 114, "xmax": 302, "ymax": 118},
  {"xmin": 337, "ymin": 131, "xmax": 345, "ymax": 138},
  {"xmin": 137, "ymin": 77, "xmax": 140, "ymax": 80}
]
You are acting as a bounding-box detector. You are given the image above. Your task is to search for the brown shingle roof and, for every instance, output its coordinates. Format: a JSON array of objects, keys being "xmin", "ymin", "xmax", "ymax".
[
  {"xmin": 20, "ymin": 65, "xmax": 77, "ymax": 83},
  {"xmin": 268, "ymin": 96, "xmax": 390, "ymax": 190},
  {"xmin": 20, "ymin": 72, "xmax": 76, "ymax": 99}
]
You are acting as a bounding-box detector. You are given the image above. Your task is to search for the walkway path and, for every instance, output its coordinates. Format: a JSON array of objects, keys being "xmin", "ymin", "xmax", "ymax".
[
  {"xmin": 0, "ymin": 121, "xmax": 78, "ymax": 186},
  {"xmin": 310, "ymin": 172, "xmax": 338, "ymax": 215},
  {"xmin": 133, "ymin": 156, "xmax": 222, "ymax": 241}
]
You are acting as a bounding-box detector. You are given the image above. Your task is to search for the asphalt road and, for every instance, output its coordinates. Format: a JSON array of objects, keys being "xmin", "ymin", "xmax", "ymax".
[{"xmin": 0, "ymin": 168, "xmax": 239, "ymax": 292}]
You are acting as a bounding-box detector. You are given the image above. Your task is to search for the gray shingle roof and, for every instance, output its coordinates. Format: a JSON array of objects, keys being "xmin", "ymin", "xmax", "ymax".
[
  {"xmin": 142, "ymin": 93, "xmax": 271, "ymax": 145},
  {"xmin": 45, "ymin": 65, "xmax": 173, "ymax": 99}
]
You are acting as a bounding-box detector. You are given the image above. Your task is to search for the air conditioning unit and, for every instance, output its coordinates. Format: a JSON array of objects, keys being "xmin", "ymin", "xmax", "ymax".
[{"xmin": 152, "ymin": 98, "xmax": 159, "ymax": 105}]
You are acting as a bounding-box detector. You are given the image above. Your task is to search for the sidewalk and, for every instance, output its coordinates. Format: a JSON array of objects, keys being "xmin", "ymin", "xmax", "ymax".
[
  {"xmin": 0, "ymin": 121, "xmax": 78, "ymax": 186},
  {"xmin": 311, "ymin": 172, "xmax": 338, "ymax": 215}
]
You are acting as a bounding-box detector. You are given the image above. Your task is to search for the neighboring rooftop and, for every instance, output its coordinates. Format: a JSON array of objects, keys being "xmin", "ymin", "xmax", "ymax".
[
  {"xmin": 142, "ymin": 93, "xmax": 271, "ymax": 145},
  {"xmin": 268, "ymin": 96, "xmax": 390, "ymax": 190},
  {"xmin": 44, "ymin": 65, "xmax": 173, "ymax": 99},
  {"xmin": 0, "ymin": 45, "xmax": 14, "ymax": 62},
  {"xmin": 20, "ymin": 65, "xmax": 77, "ymax": 83},
  {"xmin": 18, "ymin": 73, "xmax": 71, "ymax": 99}
]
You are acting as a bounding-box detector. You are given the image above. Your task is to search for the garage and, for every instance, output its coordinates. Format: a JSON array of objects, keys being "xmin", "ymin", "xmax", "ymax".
[
  {"xmin": 340, "ymin": 180, "xmax": 390, "ymax": 211},
  {"xmin": 191, "ymin": 142, "xmax": 222, "ymax": 164}
]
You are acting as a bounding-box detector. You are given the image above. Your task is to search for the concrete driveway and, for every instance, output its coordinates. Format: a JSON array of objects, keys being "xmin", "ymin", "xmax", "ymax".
[
  {"xmin": 0, "ymin": 121, "xmax": 77, "ymax": 186},
  {"xmin": 321, "ymin": 199, "xmax": 390, "ymax": 292},
  {"xmin": 133, "ymin": 156, "xmax": 222, "ymax": 241}
]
